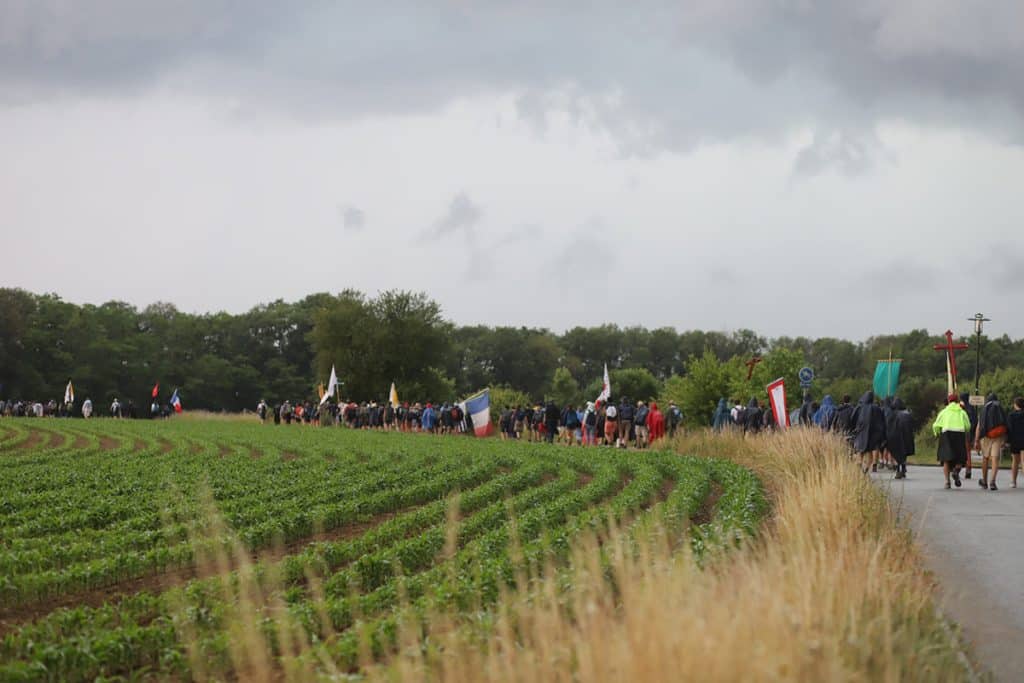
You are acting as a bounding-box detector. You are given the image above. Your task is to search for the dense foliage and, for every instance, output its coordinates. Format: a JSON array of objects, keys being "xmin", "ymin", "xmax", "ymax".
[
  {"xmin": 3, "ymin": 288, "xmax": 1022, "ymax": 422},
  {"xmin": 0, "ymin": 420, "xmax": 764, "ymax": 680}
]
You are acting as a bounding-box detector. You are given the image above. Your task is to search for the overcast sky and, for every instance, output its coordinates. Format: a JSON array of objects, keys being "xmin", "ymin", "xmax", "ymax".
[{"xmin": 3, "ymin": 1, "xmax": 1023, "ymax": 340}]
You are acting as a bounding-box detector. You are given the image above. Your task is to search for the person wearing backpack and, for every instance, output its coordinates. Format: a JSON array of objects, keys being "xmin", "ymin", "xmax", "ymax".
[
  {"xmin": 603, "ymin": 402, "xmax": 618, "ymax": 446},
  {"xmin": 666, "ymin": 402, "xmax": 682, "ymax": 437},
  {"xmin": 974, "ymin": 393, "xmax": 1008, "ymax": 490},
  {"xmin": 1007, "ymin": 397, "xmax": 1024, "ymax": 489},
  {"xmin": 583, "ymin": 402, "xmax": 597, "ymax": 445},
  {"xmin": 617, "ymin": 398, "xmax": 634, "ymax": 448},
  {"xmin": 562, "ymin": 404, "xmax": 581, "ymax": 445},
  {"xmin": 634, "ymin": 401, "xmax": 650, "ymax": 448}
]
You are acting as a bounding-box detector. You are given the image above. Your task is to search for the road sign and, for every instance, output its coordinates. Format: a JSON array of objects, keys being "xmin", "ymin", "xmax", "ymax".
[
  {"xmin": 798, "ymin": 367, "xmax": 814, "ymax": 383},
  {"xmin": 968, "ymin": 395, "xmax": 985, "ymax": 407}
]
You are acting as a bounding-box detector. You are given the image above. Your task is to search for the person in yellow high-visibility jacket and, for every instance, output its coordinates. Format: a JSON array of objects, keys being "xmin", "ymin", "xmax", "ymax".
[{"xmin": 933, "ymin": 394, "xmax": 972, "ymax": 489}]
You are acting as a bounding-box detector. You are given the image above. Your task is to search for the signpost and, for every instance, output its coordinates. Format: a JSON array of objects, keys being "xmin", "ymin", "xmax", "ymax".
[{"xmin": 798, "ymin": 367, "xmax": 814, "ymax": 389}]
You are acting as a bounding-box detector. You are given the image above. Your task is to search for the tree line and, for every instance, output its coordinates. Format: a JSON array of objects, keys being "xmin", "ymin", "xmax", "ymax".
[{"xmin": 3, "ymin": 287, "xmax": 1023, "ymax": 426}]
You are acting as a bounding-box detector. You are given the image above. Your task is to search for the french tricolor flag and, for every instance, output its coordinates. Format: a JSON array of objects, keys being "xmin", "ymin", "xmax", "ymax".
[
  {"xmin": 169, "ymin": 388, "xmax": 183, "ymax": 414},
  {"xmin": 463, "ymin": 389, "xmax": 492, "ymax": 437}
]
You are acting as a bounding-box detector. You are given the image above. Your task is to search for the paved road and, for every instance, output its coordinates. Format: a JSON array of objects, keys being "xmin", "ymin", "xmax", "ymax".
[{"xmin": 875, "ymin": 465, "xmax": 1024, "ymax": 682}]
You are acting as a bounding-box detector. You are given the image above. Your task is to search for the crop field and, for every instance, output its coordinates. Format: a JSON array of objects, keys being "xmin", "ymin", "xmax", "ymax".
[{"xmin": 0, "ymin": 419, "xmax": 765, "ymax": 681}]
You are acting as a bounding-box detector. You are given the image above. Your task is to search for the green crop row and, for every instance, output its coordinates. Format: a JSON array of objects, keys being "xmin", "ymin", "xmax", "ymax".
[{"xmin": 0, "ymin": 419, "xmax": 765, "ymax": 682}]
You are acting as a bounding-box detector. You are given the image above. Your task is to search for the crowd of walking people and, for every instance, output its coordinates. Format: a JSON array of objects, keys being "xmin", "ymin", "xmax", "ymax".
[
  {"xmin": 8, "ymin": 385, "xmax": 1024, "ymax": 488},
  {"xmin": 713, "ymin": 389, "xmax": 1024, "ymax": 490},
  {"xmin": 495, "ymin": 399, "xmax": 684, "ymax": 448},
  {"xmin": 256, "ymin": 398, "xmax": 472, "ymax": 434},
  {"xmin": 255, "ymin": 397, "xmax": 685, "ymax": 449},
  {"xmin": 0, "ymin": 397, "xmax": 145, "ymax": 419}
]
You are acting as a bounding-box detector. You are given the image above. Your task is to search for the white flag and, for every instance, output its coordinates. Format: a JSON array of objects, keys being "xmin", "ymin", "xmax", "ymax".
[
  {"xmin": 945, "ymin": 351, "xmax": 955, "ymax": 396},
  {"xmin": 64, "ymin": 380, "xmax": 74, "ymax": 404},
  {"xmin": 596, "ymin": 363, "xmax": 611, "ymax": 404},
  {"xmin": 321, "ymin": 365, "xmax": 339, "ymax": 405}
]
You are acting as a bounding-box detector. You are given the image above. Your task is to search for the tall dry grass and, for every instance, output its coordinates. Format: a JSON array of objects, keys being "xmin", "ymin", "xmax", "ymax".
[{"xmin": 365, "ymin": 429, "xmax": 971, "ymax": 683}]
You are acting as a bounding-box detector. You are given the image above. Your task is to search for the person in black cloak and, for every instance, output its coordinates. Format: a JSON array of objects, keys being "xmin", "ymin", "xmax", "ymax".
[
  {"xmin": 744, "ymin": 397, "xmax": 763, "ymax": 435},
  {"xmin": 544, "ymin": 401, "xmax": 560, "ymax": 444},
  {"xmin": 1007, "ymin": 397, "xmax": 1024, "ymax": 489},
  {"xmin": 850, "ymin": 390, "xmax": 886, "ymax": 473},
  {"xmin": 885, "ymin": 398, "xmax": 915, "ymax": 479},
  {"xmin": 798, "ymin": 394, "xmax": 815, "ymax": 426},
  {"xmin": 828, "ymin": 395, "xmax": 856, "ymax": 445},
  {"xmin": 959, "ymin": 392, "xmax": 978, "ymax": 479}
]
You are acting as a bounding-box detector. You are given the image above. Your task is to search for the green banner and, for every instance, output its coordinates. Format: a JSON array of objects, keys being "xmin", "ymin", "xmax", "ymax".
[{"xmin": 873, "ymin": 360, "xmax": 902, "ymax": 399}]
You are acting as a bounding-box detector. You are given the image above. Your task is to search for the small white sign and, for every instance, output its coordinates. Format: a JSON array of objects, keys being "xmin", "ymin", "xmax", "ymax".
[{"xmin": 968, "ymin": 395, "xmax": 985, "ymax": 406}]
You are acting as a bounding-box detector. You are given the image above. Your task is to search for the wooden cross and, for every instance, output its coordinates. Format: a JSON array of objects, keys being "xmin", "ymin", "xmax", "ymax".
[
  {"xmin": 933, "ymin": 329, "xmax": 969, "ymax": 391},
  {"xmin": 745, "ymin": 356, "xmax": 763, "ymax": 381}
]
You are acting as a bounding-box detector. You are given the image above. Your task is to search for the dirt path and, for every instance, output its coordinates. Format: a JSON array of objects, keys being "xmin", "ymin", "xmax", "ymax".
[{"xmin": 876, "ymin": 465, "xmax": 1024, "ymax": 682}]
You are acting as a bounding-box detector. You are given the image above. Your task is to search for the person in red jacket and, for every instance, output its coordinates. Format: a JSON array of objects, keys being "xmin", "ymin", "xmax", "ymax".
[{"xmin": 647, "ymin": 401, "xmax": 666, "ymax": 445}]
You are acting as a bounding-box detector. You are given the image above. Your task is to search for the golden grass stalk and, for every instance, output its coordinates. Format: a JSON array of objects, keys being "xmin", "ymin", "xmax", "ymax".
[{"xmin": 366, "ymin": 428, "xmax": 970, "ymax": 683}]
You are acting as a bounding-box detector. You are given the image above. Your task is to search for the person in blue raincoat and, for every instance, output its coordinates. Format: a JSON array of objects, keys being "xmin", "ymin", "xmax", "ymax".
[
  {"xmin": 813, "ymin": 395, "xmax": 836, "ymax": 428},
  {"xmin": 711, "ymin": 398, "xmax": 731, "ymax": 431}
]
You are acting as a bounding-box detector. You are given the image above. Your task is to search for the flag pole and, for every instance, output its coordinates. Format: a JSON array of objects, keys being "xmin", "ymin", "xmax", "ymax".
[{"xmin": 887, "ymin": 348, "xmax": 893, "ymax": 397}]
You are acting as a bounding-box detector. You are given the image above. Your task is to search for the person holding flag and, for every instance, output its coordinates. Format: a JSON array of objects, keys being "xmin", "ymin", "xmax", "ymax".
[
  {"xmin": 63, "ymin": 379, "xmax": 74, "ymax": 411},
  {"xmin": 595, "ymin": 363, "xmax": 611, "ymax": 406},
  {"xmin": 320, "ymin": 365, "xmax": 339, "ymax": 406},
  {"xmin": 169, "ymin": 388, "xmax": 183, "ymax": 414}
]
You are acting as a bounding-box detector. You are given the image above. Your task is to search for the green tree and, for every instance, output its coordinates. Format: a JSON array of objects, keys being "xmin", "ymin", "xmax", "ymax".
[
  {"xmin": 669, "ymin": 350, "xmax": 744, "ymax": 427},
  {"xmin": 978, "ymin": 367, "xmax": 1024, "ymax": 405},
  {"xmin": 729, "ymin": 348, "xmax": 805, "ymax": 412},
  {"xmin": 549, "ymin": 367, "xmax": 580, "ymax": 407},
  {"xmin": 487, "ymin": 385, "xmax": 533, "ymax": 426}
]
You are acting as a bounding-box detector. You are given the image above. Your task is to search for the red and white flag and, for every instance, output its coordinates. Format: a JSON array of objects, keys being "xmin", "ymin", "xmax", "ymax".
[
  {"xmin": 767, "ymin": 378, "xmax": 789, "ymax": 429},
  {"xmin": 595, "ymin": 363, "xmax": 611, "ymax": 405}
]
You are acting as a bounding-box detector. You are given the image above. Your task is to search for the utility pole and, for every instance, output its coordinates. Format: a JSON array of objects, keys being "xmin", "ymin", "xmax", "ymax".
[{"xmin": 967, "ymin": 313, "xmax": 991, "ymax": 395}]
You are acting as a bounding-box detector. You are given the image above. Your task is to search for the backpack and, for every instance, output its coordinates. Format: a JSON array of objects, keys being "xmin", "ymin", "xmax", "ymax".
[
  {"xmin": 984, "ymin": 402, "xmax": 1008, "ymax": 438},
  {"xmin": 634, "ymin": 407, "xmax": 649, "ymax": 425},
  {"xmin": 619, "ymin": 405, "xmax": 634, "ymax": 422},
  {"xmin": 606, "ymin": 405, "xmax": 618, "ymax": 420},
  {"xmin": 734, "ymin": 406, "xmax": 747, "ymax": 426}
]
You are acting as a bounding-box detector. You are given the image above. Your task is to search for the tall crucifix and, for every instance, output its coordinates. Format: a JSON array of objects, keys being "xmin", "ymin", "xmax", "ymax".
[
  {"xmin": 745, "ymin": 356, "xmax": 763, "ymax": 381},
  {"xmin": 932, "ymin": 330, "xmax": 969, "ymax": 395}
]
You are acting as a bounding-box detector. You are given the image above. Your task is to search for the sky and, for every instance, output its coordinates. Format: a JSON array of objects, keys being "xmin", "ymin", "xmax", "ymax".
[{"xmin": 2, "ymin": 1, "xmax": 1023, "ymax": 340}]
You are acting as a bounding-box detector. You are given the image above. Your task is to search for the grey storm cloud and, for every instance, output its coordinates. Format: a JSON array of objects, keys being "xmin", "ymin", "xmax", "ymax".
[
  {"xmin": 3, "ymin": 2, "xmax": 1024, "ymax": 339},
  {"xmin": 3, "ymin": 2, "xmax": 1023, "ymax": 154},
  {"xmin": 341, "ymin": 205, "xmax": 365, "ymax": 232},
  {"xmin": 423, "ymin": 192, "xmax": 482, "ymax": 241}
]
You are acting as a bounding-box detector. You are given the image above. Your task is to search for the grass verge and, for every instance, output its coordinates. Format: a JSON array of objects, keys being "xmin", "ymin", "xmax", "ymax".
[{"xmin": 367, "ymin": 429, "xmax": 972, "ymax": 682}]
